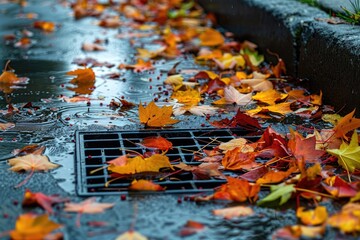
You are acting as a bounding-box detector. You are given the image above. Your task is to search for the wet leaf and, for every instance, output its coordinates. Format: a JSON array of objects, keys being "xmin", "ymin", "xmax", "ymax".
[
  {"xmin": 81, "ymin": 42, "xmax": 106, "ymax": 51},
  {"xmin": 322, "ymin": 176, "xmax": 358, "ymax": 198},
  {"xmin": 12, "ymin": 144, "xmax": 45, "ymax": 156},
  {"xmin": 108, "ymin": 154, "xmax": 174, "ymax": 175},
  {"xmin": 327, "ymin": 131, "xmax": 360, "ymax": 174},
  {"xmin": 256, "ymin": 166, "xmax": 296, "ymax": 184},
  {"xmin": 222, "ymin": 148, "xmax": 258, "ymax": 171},
  {"xmin": 67, "ymin": 67, "xmax": 95, "ymax": 84},
  {"xmin": 139, "ymin": 136, "xmax": 172, "ymax": 151},
  {"xmin": 296, "ymin": 206, "xmax": 328, "ymax": 226},
  {"xmin": 179, "ymin": 220, "xmax": 205, "ymax": 237},
  {"xmin": 218, "ymin": 138, "xmax": 251, "ymax": 152},
  {"xmin": 22, "ymin": 189, "xmax": 68, "ymax": 214},
  {"xmin": 252, "ymin": 89, "xmax": 288, "ymax": 105},
  {"xmin": 333, "ymin": 109, "xmax": 360, "ymax": 140},
  {"xmin": 10, "ymin": 213, "xmax": 62, "ymax": 240},
  {"xmin": 173, "ymin": 105, "xmax": 218, "ymax": 116},
  {"xmin": 174, "ymin": 162, "xmax": 224, "ymax": 180},
  {"xmin": 64, "ymin": 198, "xmax": 114, "ymax": 227},
  {"xmin": 0, "ymin": 60, "xmax": 21, "ymax": 84},
  {"xmin": 0, "ymin": 122, "xmax": 15, "ymax": 130},
  {"xmin": 33, "ymin": 21, "xmax": 55, "ymax": 32},
  {"xmin": 118, "ymin": 59, "xmax": 154, "ymax": 72},
  {"xmin": 213, "ymin": 206, "xmax": 254, "ymax": 219},
  {"xmin": 272, "ymin": 225, "xmax": 325, "ymax": 239},
  {"xmin": 213, "ymin": 86, "xmax": 252, "ymax": 105},
  {"xmin": 171, "ymin": 88, "xmax": 201, "ymax": 105},
  {"xmin": 257, "ymin": 184, "xmax": 295, "ymax": 206},
  {"xmin": 139, "ymin": 101, "xmax": 179, "ymax": 127},
  {"xmin": 115, "ymin": 230, "xmax": 148, "ymax": 240},
  {"xmin": 327, "ymin": 203, "xmax": 360, "ymax": 233},
  {"xmin": 212, "ymin": 53, "xmax": 245, "ymax": 70},
  {"xmin": 240, "ymin": 72, "xmax": 273, "ymax": 92},
  {"xmin": 198, "ymin": 28, "xmax": 224, "ymax": 47},
  {"xmin": 214, "ymin": 177, "xmax": 260, "ymax": 203},
  {"xmin": 128, "ymin": 179, "xmax": 164, "ymax": 191}
]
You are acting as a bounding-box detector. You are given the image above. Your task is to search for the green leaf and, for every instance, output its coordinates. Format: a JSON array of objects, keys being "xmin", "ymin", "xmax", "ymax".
[
  {"xmin": 241, "ymin": 48, "xmax": 264, "ymax": 67},
  {"xmin": 327, "ymin": 131, "xmax": 360, "ymax": 173},
  {"xmin": 257, "ymin": 184, "xmax": 295, "ymax": 206}
]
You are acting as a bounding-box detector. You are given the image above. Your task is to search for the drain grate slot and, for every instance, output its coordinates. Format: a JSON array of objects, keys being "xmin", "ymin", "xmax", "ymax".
[{"xmin": 75, "ymin": 128, "xmax": 258, "ymax": 196}]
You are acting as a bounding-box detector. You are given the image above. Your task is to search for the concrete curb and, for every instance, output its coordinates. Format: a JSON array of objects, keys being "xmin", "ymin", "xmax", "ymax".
[{"xmin": 199, "ymin": 0, "xmax": 360, "ymax": 115}]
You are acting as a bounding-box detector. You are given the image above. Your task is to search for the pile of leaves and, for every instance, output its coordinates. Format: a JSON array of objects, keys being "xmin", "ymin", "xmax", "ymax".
[{"xmin": 2, "ymin": 0, "xmax": 360, "ymax": 239}]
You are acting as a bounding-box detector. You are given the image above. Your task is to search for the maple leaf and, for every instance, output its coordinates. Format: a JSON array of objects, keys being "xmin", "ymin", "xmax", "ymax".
[
  {"xmin": 247, "ymin": 102, "xmax": 293, "ymax": 116},
  {"xmin": 139, "ymin": 136, "xmax": 172, "ymax": 151},
  {"xmin": 257, "ymin": 184, "xmax": 295, "ymax": 206},
  {"xmin": 173, "ymin": 105, "xmax": 218, "ymax": 116},
  {"xmin": 115, "ymin": 230, "xmax": 148, "ymax": 240},
  {"xmin": 128, "ymin": 179, "xmax": 165, "ymax": 191},
  {"xmin": 213, "ymin": 206, "xmax": 254, "ymax": 220},
  {"xmin": 327, "ymin": 203, "xmax": 360, "ymax": 233},
  {"xmin": 8, "ymin": 154, "xmax": 60, "ymax": 188},
  {"xmin": 333, "ymin": 109, "xmax": 360, "ymax": 140},
  {"xmin": 108, "ymin": 154, "xmax": 174, "ymax": 175},
  {"xmin": 322, "ymin": 176, "xmax": 358, "ymax": 198},
  {"xmin": 171, "ymin": 88, "xmax": 201, "ymax": 105},
  {"xmin": 218, "ymin": 138, "xmax": 253, "ymax": 152},
  {"xmin": 10, "ymin": 213, "xmax": 62, "ymax": 240},
  {"xmin": 271, "ymin": 57, "xmax": 286, "ymax": 78},
  {"xmin": 118, "ymin": 59, "xmax": 154, "ymax": 72},
  {"xmin": 212, "ymin": 53, "xmax": 245, "ymax": 70},
  {"xmin": 174, "ymin": 162, "xmax": 224, "ymax": 180},
  {"xmin": 213, "ymin": 177, "xmax": 260, "ymax": 203},
  {"xmin": 139, "ymin": 101, "xmax": 179, "ymax": 127},
  {"xmin": 137, "ymin": 47, "xmax": 166, "ymax": 60},
  {"xmin": 198, "ymin": 28, "xmax": 224, "ymax": 46},
  {"xmin": 98, "ymin": 16, "xmax": 122, "ymax": 28},
  {"xmin": 288, "ymin": 130, "xmax": 325, "ymax": 163},
  {"xmin": 296, "ymin": 206, "xmax": 328, "ymax": 226},
  {"xmin": 213, "ymin": 86, "xmax": 253, "ymax": 105},
  {"xmin": 256, "ymin": 166, "xmax": 296, "ymax": 184},
  {"xmin": 64, "ymin": 197, "xmax": 114, "ymax": 227},
  {"xmin": 239, "ymin": 166, "xmax": 269, "ymax": 182},
  {"xmin": 327, "ymin": 131, "xmax": 360, "ymax": 177},
  {"xmin": 178, "ymin": 220, "xmax": 206, "ymax": 237},
  {"xmin": 22, "ymin": 189, "xmax": 68, "ymax": 214},
  {"xmin": 0, "ymin": 60, "xmax": 27, "ymax": 84},
  {"xmin": 12, "ymin": 144, "xmax": 45, "ymax": 156},
  {"xmin": 81, "ymin": 42, "xmax": 106, "ymax": 51},
  {"xmin": 240, "ymin": 72, "xmax": 273, "ymax": 92},
  {"xmin": 33, "ymin": 21, "xmax": 55, "ymax": 32},
  {"xmin": 252, "ymin": 89, "xmax": 288, "ymax": 105},
  {"xmin": 222, "ymin": 148, "xmax": 258, "ymax": 171},
  {"xmin": 67, "ymin": 67, "xmax": 95, "ymax": 84},
  {"xmin": 272, "ymin": 225, "xmax": 325, "ymax": 239}
]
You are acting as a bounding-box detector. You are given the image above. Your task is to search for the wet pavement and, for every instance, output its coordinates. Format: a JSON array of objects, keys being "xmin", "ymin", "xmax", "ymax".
[{"xmin": 0, "ymin": 1, "xmax": 355, "ymax": 240}]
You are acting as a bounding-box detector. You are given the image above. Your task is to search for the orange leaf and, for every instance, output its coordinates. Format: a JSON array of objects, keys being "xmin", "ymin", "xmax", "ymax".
[
  {"xmin": 328, "ymin": 203, "xmax": 360, "ymax": 233},
  {"xmin": 222, "ymin": 148, "xmax": 258, "ymax": 171},
  {"xmin": 179, "ymin": 220, "xmax": 205, "ymax": 237},
  {"xmin": 108, "ymin": 154, "xmax": 174, "ymax": 175},
  {"xmin": 198, "ymin": 28, "xmax": 224, "ymax": 47},
  {"xmin": 67, "ymin": 67, "xmax": 95, "ymax": 84},
  {"xmin": 214, "ymin": 177, "xmax": 260, "ymax": 203},
  {"xmin": 171, "ymin": 88, "xmax": 201, "ymax": 105},
  {"xmin": 129, "ymin": 179, "xmax": 164, "ymax": 191},
  {"xmin": 118, "ymin": 59, "xmax": 154, "ymax": 72},
  {"xmin": 213, "ymin": 206, "xmax": 254, "ymax": 219},
  {"xmin": 252, "ymin": 89, "xmax": 288, "ymax": 105},
  {"xmin": 10, "ymin": 213, "xmax": 62, "ymax": 240},
  {"xmin": 139, "ymin": 101, "xmax": 179, "ymax": 127},
  {"xmin": 333, "ymin": 109, "xmax": 360, "ymax": 140},
  {"xmin": 115, "ymin": 230, "xmax": 148, "ymax": 240},
  {"xmin": 256, "ymin": 166, "xmax": 296, "ymax": 184},
  {"xmin": 33, "ymin": 21, "xmax": 55, "ymax": 32},
  {"xmin": 0, "ymin": 122, "xmax": 15, "ymax": 130},
  {"xmin": 0, "ymin": 60, "xmax": 19, "ymax": 84},
  {"xmin": 139, "ymin": 136, "xmax": 173, "ymax": 151},
  {"xmin": 296, "ymin": 206, "xmax": 328, "ymax": 226}
]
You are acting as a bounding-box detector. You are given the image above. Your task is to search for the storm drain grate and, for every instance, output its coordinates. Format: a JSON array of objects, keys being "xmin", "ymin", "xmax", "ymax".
[{"xmin": 75, "ymin": 128, "xmax": 259, "ymax": 196}]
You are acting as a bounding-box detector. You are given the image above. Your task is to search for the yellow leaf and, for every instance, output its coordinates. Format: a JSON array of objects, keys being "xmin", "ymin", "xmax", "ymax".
[
  {"xmin": 139, "ymin": 101, "xmax": 179, "ymax": 127},
  {"xmin": 8, "ymin": 154, "xmax": 60, "ymax": 172},
  {"xmin": 252, "ymin": 89, "xmax": 288, "ymax": 105},
  {"xmin": 108, "ymin": 154, "xmax": 174, "ymax": 175},
  {"xmin": 247, "ymin": 102, "xmax": 293, "ymax": 116},
  {"xmin": 115, "ymin": 230, "xmax": 148, "ymax": 240},
  {"xmin": 213, "ymin": 53, "xmax": 245, "ymax": 70},
  {"xmin": 171, "ymin": 88, "xmax": 201, "ymax": 105},
  {"xmin": 67, "ymin": 67, "xmax": 95, "ymax": 84},
  {"xmin": 327, "ymin": 131, "xmax": 360, "ymax": 174},
  {"xmin": 321, "ymin": 113, "xmax": 342, "ymax": 125},
  {"xmin": 333, "ymin": 109, "xmax": 360, "ymax": 140},
  {"xmin": 328, "ymin": 203, "xmax": 360, "ymax": 233},
  {"xmin": 198, "ymin": 28, "xmax": 224, "ymax": 47},
  {"xmin": 213, "ymin": 206, "xmax": 254, "ymax": 219},
  {"xmin": 137, "ymin": 47, "xmax": 165, "ymax": 60},
  {"xmin": 0, "ymin": 60, "xmax": 19, "ymax": 84},
  {"xmin": 297, "ymin": 206, "xmax": 328, "ymax": 226},
  {"xmin": 10, "ymin": 213, "xmax": 62, "ymax": 240}
]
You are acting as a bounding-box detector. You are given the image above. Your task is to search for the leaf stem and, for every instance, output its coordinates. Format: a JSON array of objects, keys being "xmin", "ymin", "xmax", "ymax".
[{"xmin": 15, "ymin": 168, "xmax": 34, "ymax": 188}]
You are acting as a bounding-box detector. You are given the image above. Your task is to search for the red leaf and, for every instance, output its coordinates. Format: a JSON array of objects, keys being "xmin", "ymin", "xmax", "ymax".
[
  {"xmin": 322, "ymin": 176, "xmax": 358, "ymax": 198},
  {"xmin": 139, "ymin": 136, "xmax": 173, "ymax": 151},
  {"xmin": 179, "ymin": 220, "xmax": 205, "ymax": 237},
  {"xmin": 22, "ymin": 189, "xmax": 68, "ymax": 214},
  {"xmin": 239, "ymin": 166, "xmax": 269, "ymax": 182}
]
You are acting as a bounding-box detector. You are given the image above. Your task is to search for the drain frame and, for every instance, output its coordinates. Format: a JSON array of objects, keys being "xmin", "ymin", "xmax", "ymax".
[{"xmin": 75, "ymin": 128, "xmax": 258, "ymax": 196}]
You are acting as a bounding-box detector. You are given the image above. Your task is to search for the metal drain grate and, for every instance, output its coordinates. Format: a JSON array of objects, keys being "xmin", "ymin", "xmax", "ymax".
[{"xmin": 75, "ymin": 128, "xmax": 259, "ymax": 196}]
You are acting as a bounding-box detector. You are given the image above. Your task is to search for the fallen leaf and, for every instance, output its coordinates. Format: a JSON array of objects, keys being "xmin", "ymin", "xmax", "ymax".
[
  {"xmin": 173, "ymin": 105, "xmax": 218, "ymax": 116},
  {"xmin": 139, "ymin": 136, "xmax": 172, "ymax": 151},
  {"xmin": 256, "ymin": 166, "xmax": 296, "ymax": 184},
  {"xmin": 0, "ymin": 60, "xmax": 24, "ymax": 84},
  {"xmin": 67, "ymin": 67, "xmax": 95, "ymax": 84},
  {"xmin": 296, "ymin": 206, "xmax": 328, "ymax": 226},
  {"xmin": 212, "ymin": 53, "xmax": 245, "ymax": 70},
  {"xmin": 239, "ymin": 166, "xmax": 269, "ymax": 182},
  {"xmin": 247, "ymin": 102, "xmax": 293, "ymax": 116},
  {"xmin": 139, "ymin": 101, "xmax": 179, "ymax": 127},
  {"xmin": 198, "ymin": 28, "xmax": 224, "ymax": 46},
  {"xmin": 8, "ymin": 154, "xmax": 60, "ymax": 188},
  {"xmin": 218, "ymin": 138, "xmax": 251, "ymax": 152},
  {"xmin": 327, "ymin": 131, "xmax": 360, "ymax": 175},
  {"xmin": 222, "ymin": 148, "xmax": 258, "ymax": 171},
  {"xmin": 272, "ymin": 225, "xmax": 325, "ymax": 239},
  {"xmin": 174, "ymin": 162, "xmax": 224, "ymax": 180},
  {"xmin": 0, "ymin": 122, "xmax": 15, "ymax": 130},
  {"xmin": 271, "ymin": 58, "xmax": 286, "ymax": 78},
  {"xmin": 128, "ymin": 179, "xmax": 164, "ymax": 191},
  {"xmin": 10, "ymin": 213, "xmax": 62, "ymax": 240},
  {"xmin": 213, "ymin": 206, "xmax": 254, "ymax": 219},
  {"xmin": 327, "ymin": 203, "xmax": 360, "ymax": 233},
  {"xmin": 257, "ymin": 184, "xmax": 295, "ymax": 206},
  {"xmin": 179, "ymin": 220, "xmax": 205, "ymax": 237},
  {"xmin": 171, "ymin": 88, "xmax": 201, "ymax": 105},
  {"xmin": 322, "ymin": 176, "xmax": 358, "ymax": 198},
  {"xmin": 33, "ymin": 21, "xmax": 55, "ymax": 32},
  {"xmin": 12, "ymin": 144, "xmax": 45, "ymax": 156},
  {"xmin": 214, "ymin": 177, "xmax": 260, "ymax": 203},
  {"xmin": 98, "ymin": 16, "xmax": 122, "ymax": 28},
  {"xmin": 81, "ymin": 42, "xmax": 106, "ymax": 51},
  {"xmin": 22, "ymin": 189, "xmax": 68, "ymax": 214},
  {"xmin": 240, "ymin": 73, "xmax": 273, "ymax": 92},
  {"xmin": 333, "ymin": 109, "xmax": 360, "ymax": 140},
  {"xmin": 252, "ymin": 89, "xmax": 287, "ymax": 105},
  {"xmin": 119, "ymin": 59, "xmax": 154, "ymax": 72},
  {"xmin": 64, "ymin": 198, "xmax": 114, "ymax": 227},
  {"xmin": 115, "ymin": 230, "xmax": 148, "ymax": 240},
  {"xmin": 213, "ymin": 86, "xmax": 252, "ymax": 105},
  {"xmin": 108, "ymin": 154, "xmax": 174, "ymax": 175}
]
